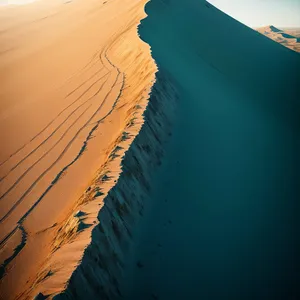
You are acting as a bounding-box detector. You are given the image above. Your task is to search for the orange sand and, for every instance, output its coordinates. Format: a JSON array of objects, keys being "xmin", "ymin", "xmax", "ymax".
[{"xmin": 0, "ymin": 0, "xmax": 156, "ymax": 298}]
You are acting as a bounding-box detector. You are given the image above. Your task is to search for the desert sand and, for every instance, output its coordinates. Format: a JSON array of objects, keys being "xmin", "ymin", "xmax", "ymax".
[
  {"xmin": 257, "ymin": 25, "xmax": 300, "ymax": 53},
  {"xmin": 0, "ymin": 0, "xmax": 156, "ymax": 298},
  {"xmin": 118, "ymin": 1, "xmax": 300, "ymax": 299},
  {"xmin": 283, "ymin": 27, "xmax": 300, "ymax": 38},
  {"xmin": 1, "ymin": 0, "xmax": 300, "ymax": 299}
]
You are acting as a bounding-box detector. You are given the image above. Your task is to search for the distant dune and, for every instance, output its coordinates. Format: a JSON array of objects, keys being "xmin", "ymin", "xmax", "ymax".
[
  {"xmin": 283, "ymin": 28, "xmax": 300, "ymax": 38},
  {"xmin": 257, "ymin": 25, "xmax": 300, "ymax": 53}
]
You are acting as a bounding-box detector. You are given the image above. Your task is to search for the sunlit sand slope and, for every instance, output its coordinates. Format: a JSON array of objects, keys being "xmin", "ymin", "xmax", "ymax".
[{"xmin": 0, "ymin": 0, "xmax": 156, "ymax": 299}]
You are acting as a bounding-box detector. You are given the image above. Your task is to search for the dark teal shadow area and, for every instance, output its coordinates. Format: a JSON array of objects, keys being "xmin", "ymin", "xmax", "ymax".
[{"xmin": 120, "ymin": 0, "xmax": 300, "ymax": 299}]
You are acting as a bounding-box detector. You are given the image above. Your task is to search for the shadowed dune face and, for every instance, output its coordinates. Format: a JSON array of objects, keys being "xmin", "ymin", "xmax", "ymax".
[
  {"xmin": 269, "ymin": 25, "xmax": 281, "ymax": 33},
  {"xmin": 117, "ymin": 0, "xmax": 300, "ymax": 299},
  {"xmin": 0, "ymin": 0, "xmax": 156, "ymax": 298},
  {"xmin": 257, "ymin": 25, "xmax": 300, "ymax": 53}
]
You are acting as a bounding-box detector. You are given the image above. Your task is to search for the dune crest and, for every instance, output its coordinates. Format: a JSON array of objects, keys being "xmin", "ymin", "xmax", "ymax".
[{"xmin": 0, "ymin": 0, "xmax": 157, "ymax": 298}]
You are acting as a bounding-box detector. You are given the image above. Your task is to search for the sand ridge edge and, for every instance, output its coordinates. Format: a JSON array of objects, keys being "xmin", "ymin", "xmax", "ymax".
[{"xmin": 0, "ymin": 0, "xmax": 158, "ymax": 299}]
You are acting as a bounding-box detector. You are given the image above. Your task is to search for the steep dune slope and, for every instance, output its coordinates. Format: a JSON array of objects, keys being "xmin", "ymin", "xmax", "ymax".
[
  {"xmin": 54, "ymin": 69, "xmax": 178, "ymax": 300},
  {"xmin": 0, "ymin": 0, "xmax": 157, "ymax": 299},
  {"xmin": 117, "ymin": 0, "xmax": 299, "ymax": 299}
]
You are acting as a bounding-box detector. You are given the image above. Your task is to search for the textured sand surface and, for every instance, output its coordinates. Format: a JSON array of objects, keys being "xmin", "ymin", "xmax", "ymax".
[
  {"xmin": 257, "ymin": 25, "xmax": 300, "ymax": 53},
  {"xmin": 1, "ymin": 0, "xmax": 300, "ymax": 299},
  {"xmin": 0, "ymin": 0, "xmax": 156, "ymax": 298}
]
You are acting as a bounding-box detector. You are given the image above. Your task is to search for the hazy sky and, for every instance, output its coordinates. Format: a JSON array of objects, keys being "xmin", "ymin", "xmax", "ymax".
[{"xmin": 208, "ymin": 0, "xmax": 300, "ymax": 28}]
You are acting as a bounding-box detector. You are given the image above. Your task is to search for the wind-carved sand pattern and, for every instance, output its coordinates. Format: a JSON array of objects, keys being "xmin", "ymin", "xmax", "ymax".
[{"xmin": 0, "ymin": 0, "xmax": 156, "ymax": 298}]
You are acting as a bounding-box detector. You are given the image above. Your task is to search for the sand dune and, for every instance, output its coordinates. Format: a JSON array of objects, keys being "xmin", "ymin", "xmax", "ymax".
[
  {"xmin": 257, "ymin": 25, "xmax": 300, "ymax": 53},
  {"xmin": 48, "ymin": 1, "xmax": 300, "ymax": 299},
  {"xmin": 284, "ymin": 28, "xmax": 300, "ymax": 38},
  {"xmin": 0, "ymin": 0, "xmax": 156, "ymax": 298},
  {"xmin": 119, "ymin": 1, "xmax": 299, "ymax": 299},
  {"xmin": 1, "ymin": 0, "xmax": 300, "ymax": 299}
]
